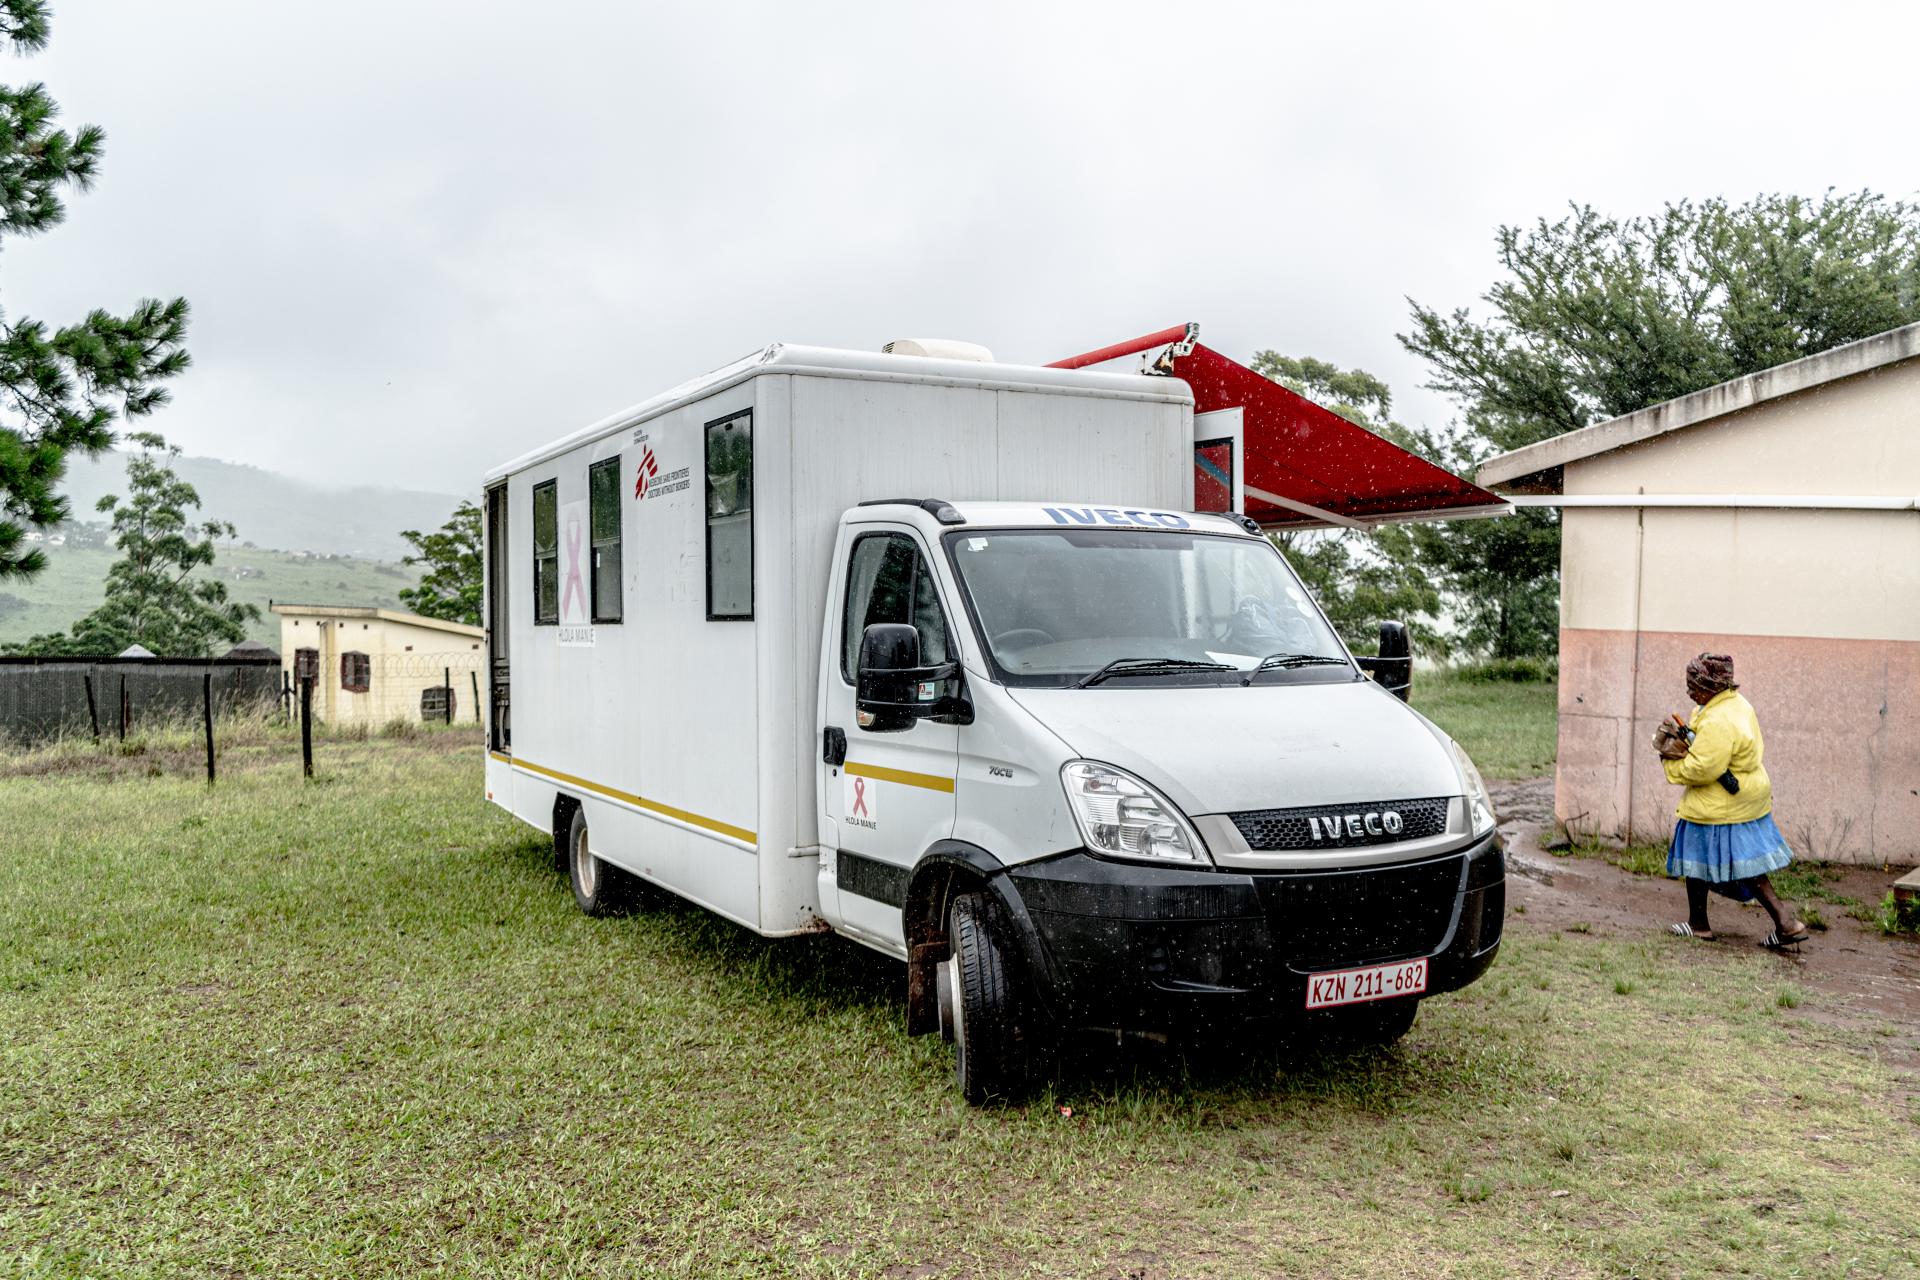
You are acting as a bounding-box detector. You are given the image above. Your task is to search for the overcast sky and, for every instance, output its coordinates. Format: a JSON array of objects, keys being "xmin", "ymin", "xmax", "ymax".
[{"xmin": 11, "ymin": 1, "xmax": 1918, "ymax": 495}]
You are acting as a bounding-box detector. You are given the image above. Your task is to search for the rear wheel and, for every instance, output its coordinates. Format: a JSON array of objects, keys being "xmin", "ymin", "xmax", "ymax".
[
  {"xmin": 942, "ymin": 892, "xmax": 1030, "ymax": 1105},
  {"xmin": 567, "ymin": 808, "xmax": 630, "ymax": 917}
]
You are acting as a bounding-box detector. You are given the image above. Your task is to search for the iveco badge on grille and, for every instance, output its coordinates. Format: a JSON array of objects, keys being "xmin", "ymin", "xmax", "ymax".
[{"xmin": 1308, "ymin": 810, "xmax": 1405, "ymax": 842}]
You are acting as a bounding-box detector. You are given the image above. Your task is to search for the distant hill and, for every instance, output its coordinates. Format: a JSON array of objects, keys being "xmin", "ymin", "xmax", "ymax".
[
  {"xmin": 0, "ymin": 449, "xmax": 453, "ymax": 651},
  {"xmin": 61, "ymin": 451, "xmax": 468, "ymax": 563},
  {"xmin": 0, "ymin": 543, "xmax": 421, "ymax": 652}
]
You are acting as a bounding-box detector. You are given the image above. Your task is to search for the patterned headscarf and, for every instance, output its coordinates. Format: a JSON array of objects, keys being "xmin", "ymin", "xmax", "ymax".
[{"xmin": 1686, "ymin": 652, "xmax": 1737, "ymax": 700}]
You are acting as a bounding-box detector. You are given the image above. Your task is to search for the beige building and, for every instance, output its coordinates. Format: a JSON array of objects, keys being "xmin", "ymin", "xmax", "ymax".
[
  {"xmin": 271, "ymin": 604, "xmax": 484, "ymax": 727},
  {"xmin": 1478, "ymin": 323, "xmax": 1920, "ymax": 865}
]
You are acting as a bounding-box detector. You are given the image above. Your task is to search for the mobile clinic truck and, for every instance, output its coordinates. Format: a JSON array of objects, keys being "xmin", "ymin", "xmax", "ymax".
[{"xmin": 481, "ymin": 336, "xmax": 1506, "ymax": 1102}]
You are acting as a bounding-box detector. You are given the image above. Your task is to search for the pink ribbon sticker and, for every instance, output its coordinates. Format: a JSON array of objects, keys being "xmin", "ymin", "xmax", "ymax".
[
  {"xmin": 561, "ymin": 513, "xmax": 587, "ymax": 621},
  {"xmin": 852, "ymin": 777, "xmax": 869, "ymax": 818}
]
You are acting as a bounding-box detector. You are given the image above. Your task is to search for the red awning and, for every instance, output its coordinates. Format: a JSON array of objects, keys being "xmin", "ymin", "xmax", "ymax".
[{"xmin": 1048, "ymin": 326, "xmax": 1508, "ymax": 530}]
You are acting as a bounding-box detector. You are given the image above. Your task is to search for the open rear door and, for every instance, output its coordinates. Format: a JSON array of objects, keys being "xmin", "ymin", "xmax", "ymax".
[
  {"xmin": 484, "ymin": 483, "xmax": 511, "ymax": 752},
  {"xmin": 1049, "ymin": 325, "xmax": 1508, "ymax": 529}
]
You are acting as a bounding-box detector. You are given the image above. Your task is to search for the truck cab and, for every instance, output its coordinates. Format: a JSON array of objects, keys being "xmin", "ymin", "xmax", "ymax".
[{"xmin": 815, "ymin": 500, "xmax": 1503, "ymax": 1102}]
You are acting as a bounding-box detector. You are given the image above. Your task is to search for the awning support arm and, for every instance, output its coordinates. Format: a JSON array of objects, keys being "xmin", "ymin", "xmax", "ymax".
[
  {"xmin": 1046, "ymin": 323, "xmax": 1198, "ymax": 370},
  {"xmin": 1506, "ymin": 494, "xmax": 1919, "ymax": 510},
  {"xmin": 1243, "ymin": 484, "xmax": 1373, "ymax": 530}
]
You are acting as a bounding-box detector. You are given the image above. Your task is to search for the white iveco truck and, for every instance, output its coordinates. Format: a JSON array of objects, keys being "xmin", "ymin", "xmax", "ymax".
[{"xmin": 481, "ymin": 341, "xmax": 1503, "ymax": 1103}]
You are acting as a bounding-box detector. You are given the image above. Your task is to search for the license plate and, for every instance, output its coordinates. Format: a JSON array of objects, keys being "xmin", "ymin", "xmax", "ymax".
[{"xmin": 1304, "ymin": 957, "xmax": 1427, "ymax": 1009}]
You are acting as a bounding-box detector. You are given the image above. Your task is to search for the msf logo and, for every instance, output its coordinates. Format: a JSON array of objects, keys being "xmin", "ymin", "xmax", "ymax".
[
  {"xmin": 634, "ymin": 446, "xmax": 659, "ymax": 498},
  {"xmin": 1309, "ymin": 810, "xmax": 1404, "ymax": 842}
]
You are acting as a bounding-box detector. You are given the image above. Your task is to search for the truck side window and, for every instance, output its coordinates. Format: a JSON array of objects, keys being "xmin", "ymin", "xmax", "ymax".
[
  {"xmin": 705, "ymin": 410, "xmax": 752, "ymax": 620},
  {"xmin": 588, "ymin": 456, "xmax": 622, "ymax": 623},
  {"xmin": 841, "ymin": 532, "xmax": 950, "ymax": 681},
  {"xmin": 532, "ymin": 480, "xmax": 558, "ymax": 624}
]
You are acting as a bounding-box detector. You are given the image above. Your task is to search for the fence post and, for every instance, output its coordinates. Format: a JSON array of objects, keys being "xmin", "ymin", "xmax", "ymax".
[
  {"xmin": 300, "ymin": 675, "xmax": 314, "ymax": 779},
  {"xmin": 83, "ymin": 673, "xmax": 100, "ymax": 743},
  {"xmin": 470, "ymin": 669, "xmax": 480, "ymax": 724},
  {"xmin": 118, "ymin": 674, "xmax": 128, "ymax": 741},
  {"xmin": 202, "ymin": 671, "xmax": 216, "ymax": 786},
  {"xmin": 444, "ymin": 666, "xmax": 452, "ymax": 725}
]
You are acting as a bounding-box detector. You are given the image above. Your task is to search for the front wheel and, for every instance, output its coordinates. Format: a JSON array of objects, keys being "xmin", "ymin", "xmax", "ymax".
[{"xmin": 942, "ymin": 892, "xmax": 1032, "ymax": 1106}]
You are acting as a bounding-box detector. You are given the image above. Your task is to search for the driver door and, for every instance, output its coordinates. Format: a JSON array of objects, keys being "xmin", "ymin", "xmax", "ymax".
[{"xmin": 820, "ymin": 527, "xmax": 959, "ymax": 949}]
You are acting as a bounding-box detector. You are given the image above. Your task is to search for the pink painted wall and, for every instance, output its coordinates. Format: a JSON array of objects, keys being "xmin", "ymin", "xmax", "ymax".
[{"xmin": 1557, "ymin": 628, "xmax": 1920, "ymax": 865}]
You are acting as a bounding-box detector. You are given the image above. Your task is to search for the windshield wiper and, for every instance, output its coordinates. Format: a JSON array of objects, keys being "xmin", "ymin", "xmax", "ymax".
[
  {"xmin": 1241, "ymin": 652, "xmax": 1351, "ymax": 685},
  {"xmin": 1076, "ymin": 657, "xmax": 1234, "ymax": 689}
]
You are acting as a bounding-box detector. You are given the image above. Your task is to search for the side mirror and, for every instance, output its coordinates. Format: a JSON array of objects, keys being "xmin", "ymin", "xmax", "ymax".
[
  {"xmin": 855, "ymin": 623, "xmax": 970, "ymax": 731},
  {"xmin": 859, "ymin": 622, "xmax": 920, "ymax": 676},
  {"xmin": 1355, "ymin": 620, "xmax": 1413, "ymax": 702}
]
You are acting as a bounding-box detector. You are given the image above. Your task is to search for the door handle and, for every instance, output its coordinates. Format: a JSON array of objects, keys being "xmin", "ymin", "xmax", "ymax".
[{"xmin": 822, "ymin": 726, "xmax": 847, "ymax": 767}]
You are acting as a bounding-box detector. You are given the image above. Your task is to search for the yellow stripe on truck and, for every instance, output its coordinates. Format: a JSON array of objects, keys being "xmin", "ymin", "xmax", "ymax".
[
  {"xmin": 844, "ymin": 760, "xmax": 957, "ymax": 794},
  {"xmin": 506, "ymin": 756, "xmax": 757, "ymax": 846}
]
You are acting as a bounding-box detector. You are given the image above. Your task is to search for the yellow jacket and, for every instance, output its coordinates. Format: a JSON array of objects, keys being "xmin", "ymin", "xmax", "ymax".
[{"xmin": 1663, "ymin": 689, "xmax": 1773, "ymax": 824}]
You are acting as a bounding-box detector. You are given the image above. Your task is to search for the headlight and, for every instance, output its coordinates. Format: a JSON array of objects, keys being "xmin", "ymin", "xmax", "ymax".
[
  {"xmin": 1450, "ymin": 738, "xmax": 1497, "ymax": 836},
  {"xmin": 1059, "ymin": 760, "xmax": 1209, "ymax": 864}
]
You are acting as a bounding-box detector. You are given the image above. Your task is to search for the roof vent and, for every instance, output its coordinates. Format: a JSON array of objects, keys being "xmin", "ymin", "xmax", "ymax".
[{"xmin": 882, "ymin": 338, "xmax": 994, "ymax": 363}]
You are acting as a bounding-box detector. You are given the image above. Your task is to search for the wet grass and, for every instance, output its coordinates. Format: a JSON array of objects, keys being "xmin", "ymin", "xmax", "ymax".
[
  {"xmin": 2, "ymin": 738, "xmax": 1916, "ymax": 1277},
  {"xmin": 1410, "ymin": 670, "xmax": 1557, "ymax": 779}
]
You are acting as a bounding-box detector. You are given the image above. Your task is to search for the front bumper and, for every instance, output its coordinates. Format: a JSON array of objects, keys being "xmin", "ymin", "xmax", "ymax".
[{"xmin": 998, "ymin": 831, "xmax": 1504, "ymax": 1028}]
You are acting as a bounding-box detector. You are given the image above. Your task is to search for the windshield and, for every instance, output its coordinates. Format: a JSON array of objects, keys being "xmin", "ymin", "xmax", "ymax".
[{"xmin": 944, "ymin": 528, "xmax": 1352, "ymax": 688}]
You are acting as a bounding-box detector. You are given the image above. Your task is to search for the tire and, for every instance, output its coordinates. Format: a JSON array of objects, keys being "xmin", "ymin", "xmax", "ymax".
[
  {"xmin": 944, "ymin": 892, "xmax": 1030, "ymax": 1105},
  {"xmin": 566, "ymin": 808, "xmax": 630, "ymax": 917},
  {"xmin": 1317, "ymin": 997, "xmax": 1419, "ymax": 1049}
]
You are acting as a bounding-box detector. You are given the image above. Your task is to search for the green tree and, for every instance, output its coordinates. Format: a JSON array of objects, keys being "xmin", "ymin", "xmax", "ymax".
[
  {"xmin": 1398, "ymin": 190, "xmax": 1920, "ymax": 657},
  {"xmin": 0, "ymin": 1, "xmax": 191, "ymax": 582},
  {"xmin": 1248, "ymin": 351, "xmax": 1447, "ymax": 656},
  {"xmin": 1405, "ymin": 468, "xmax": 1561, "ymax": 659},
  {"xmin": 10, "ymin": 432, "xmax": 257, "ymax": 655},
  {"xmin": 399, "ymin": 501, "xmax": 482, "ymax": 627}
]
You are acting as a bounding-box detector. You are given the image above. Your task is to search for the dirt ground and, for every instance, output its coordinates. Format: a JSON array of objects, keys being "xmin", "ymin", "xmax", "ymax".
[{"xmin": 1491, "ymin": 776, "xmax": 1920, "ymax": 1084}]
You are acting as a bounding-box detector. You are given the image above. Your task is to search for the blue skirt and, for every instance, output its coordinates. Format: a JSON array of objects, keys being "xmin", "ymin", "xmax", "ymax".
[{"xmin": 1667, "ymin": 814, "xmax": 1793, "ymax": 898}]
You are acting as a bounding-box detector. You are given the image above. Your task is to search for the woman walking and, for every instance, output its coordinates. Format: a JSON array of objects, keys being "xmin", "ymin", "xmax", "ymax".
[{"xmin": 1656, "ymin": 653, "xmax": 1809, "ymax": 949}]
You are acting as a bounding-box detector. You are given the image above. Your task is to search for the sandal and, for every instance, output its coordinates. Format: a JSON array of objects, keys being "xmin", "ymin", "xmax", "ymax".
[
  {"xmin": 1669, "ymin": 923, "xmax": 1716, "ymax": 941},
  {"xmin": 1760, "ymin": 929, "xmax": 1810, "ymax": 950}
]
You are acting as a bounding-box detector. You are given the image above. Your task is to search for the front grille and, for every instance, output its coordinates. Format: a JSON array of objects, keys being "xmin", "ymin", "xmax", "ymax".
[
  {"xmin": 1230, "ymin": 796, "xmax": 1449, "ymax": 851},
  {"xmin": 1254, "ymin": 853, "xmax": 1464, "ymax": 968}
]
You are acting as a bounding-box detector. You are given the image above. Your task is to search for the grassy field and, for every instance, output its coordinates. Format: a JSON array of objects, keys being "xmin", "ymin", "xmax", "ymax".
[
  {"xmin": 1412, "ymin": 671, "xmax": 1558, "ymax": 779},
  {"xmin": 3, "ymin": 731, "xmax": 1916, "ymax": 1278},
  {"xmin": 0, "ymin": 543, "xmax": 418, "ymax": 651}
]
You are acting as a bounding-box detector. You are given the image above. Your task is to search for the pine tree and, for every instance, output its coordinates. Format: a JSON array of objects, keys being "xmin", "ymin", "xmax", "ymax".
[
  {"xmin": 0, "ymin": 0, "xmax": 190, "ymax": 581},
  {"xmin": 399, "ymin": 501, "xmax": 482, "ymax": 627}
]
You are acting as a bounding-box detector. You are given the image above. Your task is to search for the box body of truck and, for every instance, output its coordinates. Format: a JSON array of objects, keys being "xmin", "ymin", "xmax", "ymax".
[{"xmin": 482, "ymin": 344, "xmax": 1193, "ymax": 936}]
